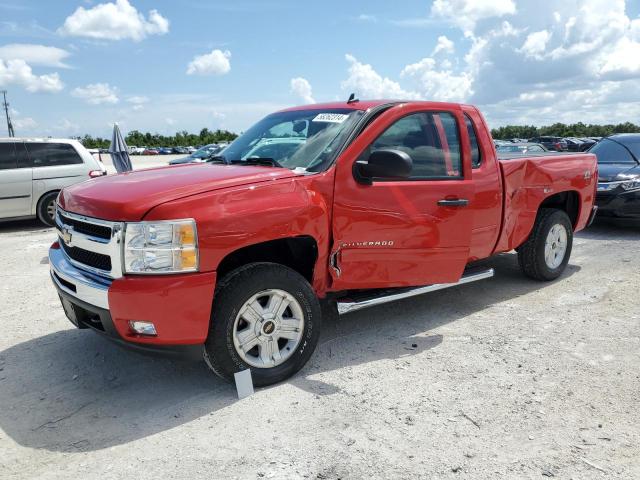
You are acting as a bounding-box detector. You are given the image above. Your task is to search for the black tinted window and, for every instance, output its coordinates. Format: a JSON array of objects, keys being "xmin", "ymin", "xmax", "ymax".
[
  {"xmin": 26, "ymin": 143, "xmax": 83, "ymax": 167},
  {"xmin": 591, "ymin": 139, "xmax": 635, "ymax": 164},
  {"xmin": 464, "ymin": 115, "xmax": 481, "ymax": 168},
  {"xmin": 368, "ymin": 111, "xmax": 462, "ymax": 179},
  {"xmin": 0, "ymin": 143, "xmax": 18, "ymax": 170}
]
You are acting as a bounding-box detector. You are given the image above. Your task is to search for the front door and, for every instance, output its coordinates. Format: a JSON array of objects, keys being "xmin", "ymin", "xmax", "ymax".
[
  {"xmin": 330, "ymin": 105, "xmax": 475, "ymax": 291},
  {"xmin": 0, "ymin": 142, "xmax": 32, "ymax": 218}
]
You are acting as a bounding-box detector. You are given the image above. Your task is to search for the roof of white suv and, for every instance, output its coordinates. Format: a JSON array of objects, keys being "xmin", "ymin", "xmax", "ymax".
[{"xmin": 0, "ymin": 138, "xmax": 80, "ymax": 143}]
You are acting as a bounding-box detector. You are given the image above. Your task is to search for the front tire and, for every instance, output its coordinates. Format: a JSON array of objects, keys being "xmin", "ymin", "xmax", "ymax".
[
  {"xmin": 517, "ymin": 208, "xmax": 573, "ymax": 281},
  {"xmin": 36, "ymin": 191, "xmax": 59, "ymax": 227},
  {"xmin": 204, "ymin": 263, "xmax": 321, "ymax": 387}
]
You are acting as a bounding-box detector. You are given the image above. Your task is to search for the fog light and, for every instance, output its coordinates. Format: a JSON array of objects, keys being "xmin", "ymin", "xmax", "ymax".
[{"xmin": 128, "ymin": 320, "xmax": 157, "ymax": 336}]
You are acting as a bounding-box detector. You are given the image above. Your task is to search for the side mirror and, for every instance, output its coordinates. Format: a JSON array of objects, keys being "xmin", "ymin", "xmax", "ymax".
[{"xmin": 354, "ymin": 148, "xmax": 412, "ymax": 184}]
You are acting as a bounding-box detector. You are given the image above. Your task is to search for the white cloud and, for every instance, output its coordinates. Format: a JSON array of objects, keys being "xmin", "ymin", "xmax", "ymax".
[
  {"xmin": 0, "ymin": 44, "xmax": 71, "ymax": 68},
  {"xmin": 357, "ymin": 14, "xmax": 377, "ymax": 23},
  {"xmin": 431, "ymin": 0, "xmax": 516, "ymax": 32},
  {"xmin": 0, "ymin": 59, "xmax": 64, "ymax": 92},
  {"xmin": 519, "ymin": 30, "xmax": 551, "ymax": 59},
  {"xmin": 186, "ymin": 49, "xmax": 231, "ymax": 76},
  {"xmin": 126, "ymin": 95, "xmax": 148, "ymax": 110},
  {"xmin": 433, "ymin": 35, "xmax": 454, "ymax": 55},
  {"xmin": 290, "ymin": 77, "xmax": 315, "ymax": 104},
  {"xmin": 126, "ymin": 95, "xmax": 149, "ymax": 104},
  {"xmin": 56, "ymin": 118, "xmax": 80, "ymax": 134},
  {"xmin": 342, "ymin": 54, "xmax": 419, "ymax": 99},
  {"xmin": 72, "ymin": 83, "xmax": 119, "ymax": 104},
  {"xmin": 13, "ymin": 117, "xmax": 37, "ymax": 130},
  {"xmin": 58, "ymin": 0, "xmax": 169, "ymax": 41},
  {"xmin": 401, "ymin": 58, "xmax": 473, "ymax": 102}
]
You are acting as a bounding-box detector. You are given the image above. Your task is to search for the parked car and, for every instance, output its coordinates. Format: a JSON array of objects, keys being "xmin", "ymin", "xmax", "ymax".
[
  {"xmin": 130, "ymin": 146, "xmax": 146, "ymax": 155},
  {"xmin": 529, "ymin": 136, "xmax": 567, "ymax": 152},
  {"xmin": 172, "ymin": 146, "xmax": 189, "ymax": 154},
  {"xmin": 49, "ymin": 100, "xmax": 597, "ymax": 386},
  {"xmin": 168, "ymin": 143, "xmax": 227, "ymax": 165},
  {"xmin": 564, "ymin": 137, "xmax": 584, "ymax": 152},
  {"xmin": 496, "ymin": 142, "xmax": 548, "ymax": 154},
  {"xmin": 592, "ymin": 134, "xmax": 640, "ymax": 221},
  {"xmin": 186, "ymin": 146, "xmax": 197, "ymax": 153},
  {"xmin": 0, "ymin": 138, "xmax": 106, "ymax": 226},
  {"xmin": 577, "ymin": 138, "xmax": 597, "ymax": 151},
  {"xmin": 142, "ymin": 148, "xmax": 159, "ymax": 155}
]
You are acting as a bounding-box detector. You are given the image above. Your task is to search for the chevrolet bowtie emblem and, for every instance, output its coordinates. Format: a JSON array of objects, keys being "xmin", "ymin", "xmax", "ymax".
[{"xmin": 62, "ymin": 227, "xmax": 73, "ymax": 246}]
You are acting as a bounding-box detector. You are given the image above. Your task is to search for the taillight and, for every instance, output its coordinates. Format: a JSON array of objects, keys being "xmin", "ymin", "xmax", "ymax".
[
  {"xmin": 555, "ymin": 142, "xmax": 562, "ymax": 150},
  {"xmin": 89, "ymin": 170, "xmax": 105, "ymax": 178}
]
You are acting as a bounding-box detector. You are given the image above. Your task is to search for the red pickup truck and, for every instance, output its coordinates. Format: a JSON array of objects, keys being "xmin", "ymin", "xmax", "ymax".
[{"xmin": 50, "ymin": 100, "xmax": 597, "ymax": 386}]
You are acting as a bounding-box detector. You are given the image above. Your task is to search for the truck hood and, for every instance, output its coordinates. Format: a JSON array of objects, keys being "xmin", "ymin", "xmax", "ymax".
[
  {"xmin": 58, "ymin": 164, "xmax": 296, "ymax": 221},
  {"xmin": 598, "ymin": 163, "xmax": 640, "ymax": 182}
]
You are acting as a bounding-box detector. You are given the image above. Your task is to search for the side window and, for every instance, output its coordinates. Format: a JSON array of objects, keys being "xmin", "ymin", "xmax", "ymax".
[
  {"xmin": 26, "ymin": 143, "xmax": 83, "ymax": 168},
  {"xmin": 368, "ymin": 111, "xmax": 462, "ymax": 179},
  {"xmin": 0, "ymin": 143, "xmax": 18, "ymax": 170},
  {"xmin": 464, "ymin": 115, "xmax": 482, "ymax": 168}
]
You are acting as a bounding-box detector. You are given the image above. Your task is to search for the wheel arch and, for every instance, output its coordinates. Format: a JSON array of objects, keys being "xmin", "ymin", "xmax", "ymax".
[
  {"xmin": 216, "ymin": 236, "xmax": 319, "ymax": 286},
  {"xmin": 538, "ymin": 190, "xmax": 581, "ymax": 229}
]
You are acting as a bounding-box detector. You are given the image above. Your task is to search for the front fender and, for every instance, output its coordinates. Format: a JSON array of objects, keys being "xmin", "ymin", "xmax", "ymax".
[{"xmin": 143, "ymin": 175, "xmax": 332, "ymax": 291}]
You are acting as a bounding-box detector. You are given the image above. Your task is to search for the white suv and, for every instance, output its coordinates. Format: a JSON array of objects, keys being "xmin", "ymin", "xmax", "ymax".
[{"xmin": 0, "ymin": 138, "xmax": 106, "ymax": 226}]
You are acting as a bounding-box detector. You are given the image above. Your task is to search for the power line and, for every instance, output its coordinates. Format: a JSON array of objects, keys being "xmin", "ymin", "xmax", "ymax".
[{"xmin": 2, "ymin": 90, "xmax": 16, "ymax": 137}]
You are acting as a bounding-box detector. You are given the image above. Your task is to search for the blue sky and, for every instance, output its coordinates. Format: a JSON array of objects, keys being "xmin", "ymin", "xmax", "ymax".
[{"xmin": 1, "ymin": 0, "xmax": 640, "ymax": 138}]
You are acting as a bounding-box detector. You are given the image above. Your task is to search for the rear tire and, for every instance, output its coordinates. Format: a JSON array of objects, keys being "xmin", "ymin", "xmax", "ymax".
[
  {"xmin": 36, "ymin": 191, "xmax": 59, "ymax": 227},
  {"xmin": 517, "ymin": 208, "xmax": 573, "ymax": 281},
  {"xmin": 204, "ymin": 263, "xmax": 321, "ymax": 387}
]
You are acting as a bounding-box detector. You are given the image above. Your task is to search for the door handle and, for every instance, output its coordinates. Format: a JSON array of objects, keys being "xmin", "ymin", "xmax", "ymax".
[{"xmin": 437, "ymin": 198, "xmax": 469, "ymax": 207}]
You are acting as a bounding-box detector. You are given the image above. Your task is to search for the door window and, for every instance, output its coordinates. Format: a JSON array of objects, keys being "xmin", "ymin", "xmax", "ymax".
[
  {"xmin": 26, "ymin": 143, "xmax": 83, "ymax": 167},
  {"xmin": 367, "ymin": 111, "xmax": 462, "ymax": 179},
  {"xmin": 464, "ymin": 115, "xmax": 482, "ymax": 168},
  {"xmin": 0, "ymin": 143, "xmax": 18, "ymax": 170}
]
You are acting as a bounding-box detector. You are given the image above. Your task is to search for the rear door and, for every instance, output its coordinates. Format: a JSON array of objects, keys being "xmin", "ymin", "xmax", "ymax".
[
  {"xmin": 0, "ymin": 141, "xmax": 32, "ymax": 218},
  {"xmin": 330, "ymin": 104, "xmax": 475, "ymax": 291}
]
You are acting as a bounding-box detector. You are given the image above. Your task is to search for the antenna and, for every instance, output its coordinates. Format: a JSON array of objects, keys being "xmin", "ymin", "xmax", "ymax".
[
  {"xmin": 347, "ymin": 93, "xmax": 359, "ymax": 104},
  {"xmin": 2, "ymin": 90, "xmax": 15, "ymax": 137}
]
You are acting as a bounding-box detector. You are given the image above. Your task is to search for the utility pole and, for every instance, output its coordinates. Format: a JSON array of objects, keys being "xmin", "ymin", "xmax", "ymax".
[{"xmin": 2, "ymin": 90, "xmax": 15, "ymax": 137}]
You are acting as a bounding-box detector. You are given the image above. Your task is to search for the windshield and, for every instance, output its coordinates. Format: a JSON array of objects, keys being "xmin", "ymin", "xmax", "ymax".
[
  {"xmin": 219, "ymin": 109, "xmax": 363, "ymax": 172},
  {"xmin": 590, "ymin": 138, "xmax": 639, "ymax": 164}
]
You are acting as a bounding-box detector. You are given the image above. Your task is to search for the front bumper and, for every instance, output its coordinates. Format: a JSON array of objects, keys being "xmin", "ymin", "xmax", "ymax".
[
  {"xmin": 595, "ymin": 189, "xmax": 640, "ymax": 219},
  {"xmin": 50, "ymin": 244, "xmax": 216, "ymax": 352}
]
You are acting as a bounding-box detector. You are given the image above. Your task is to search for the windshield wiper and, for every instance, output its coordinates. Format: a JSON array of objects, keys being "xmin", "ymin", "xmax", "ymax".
[{"xmin": 229, "ymin": 157, "xmax": 283, "ymax": 168}]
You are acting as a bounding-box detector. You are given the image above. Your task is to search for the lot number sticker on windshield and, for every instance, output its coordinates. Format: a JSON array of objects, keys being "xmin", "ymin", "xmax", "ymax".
[{"xmin": 312, "ymin": 113, "xmax": 349, "ymax": 123}]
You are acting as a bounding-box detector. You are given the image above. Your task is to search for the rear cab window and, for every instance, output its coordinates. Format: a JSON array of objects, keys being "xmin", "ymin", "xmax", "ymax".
[
  {"xmin": 464, "ymin": 115, "xmax": 482, "ymax": 168},
  {"xmin": 26, "ymin": 143, "xmax": 83, "ymax": 168}
]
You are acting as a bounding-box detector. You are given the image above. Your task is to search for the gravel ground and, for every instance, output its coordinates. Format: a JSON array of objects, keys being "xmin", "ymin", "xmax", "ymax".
[{"xmin": 0, "ymin": 219, "xmax": 638, "ymax": 479}]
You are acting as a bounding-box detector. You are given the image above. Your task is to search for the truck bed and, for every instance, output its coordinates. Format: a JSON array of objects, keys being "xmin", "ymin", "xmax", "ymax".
[{"xmin": 493, "ymin": 152, "xmax": 597, "ymax": 253}]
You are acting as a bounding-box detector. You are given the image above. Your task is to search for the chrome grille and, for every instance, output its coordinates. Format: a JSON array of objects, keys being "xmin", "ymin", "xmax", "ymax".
[{"xmin": 55, "ymin": 207, "xmax": 123, "ymax": 279}]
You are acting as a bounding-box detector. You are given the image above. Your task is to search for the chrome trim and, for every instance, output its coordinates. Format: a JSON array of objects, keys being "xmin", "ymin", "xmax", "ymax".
[
  {"xmin": 49, "ymin": 246, "xmax": 111, "ymax": 309},
  {"xmin": 55, "ymin": 207, "xmax": 124, "ymax": 279},
  {"xmin": 337, "ymin": 268, "xmax": 495, "ymax": 315}
]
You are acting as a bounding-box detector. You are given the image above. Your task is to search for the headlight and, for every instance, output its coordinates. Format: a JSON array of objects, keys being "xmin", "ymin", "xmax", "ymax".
[
  {"xmin": 123, "ymin": 219, "xmax": 198, "ymax": 274},
  {"xmin": 620, "ymin": 178, "xmax": 640, "ymax": 191}
]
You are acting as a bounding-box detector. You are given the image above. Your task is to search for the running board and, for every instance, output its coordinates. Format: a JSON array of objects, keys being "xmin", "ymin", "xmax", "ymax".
[{"xmin": 336, "ymin": 268, "xmax": 494, "ymax": 315}]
